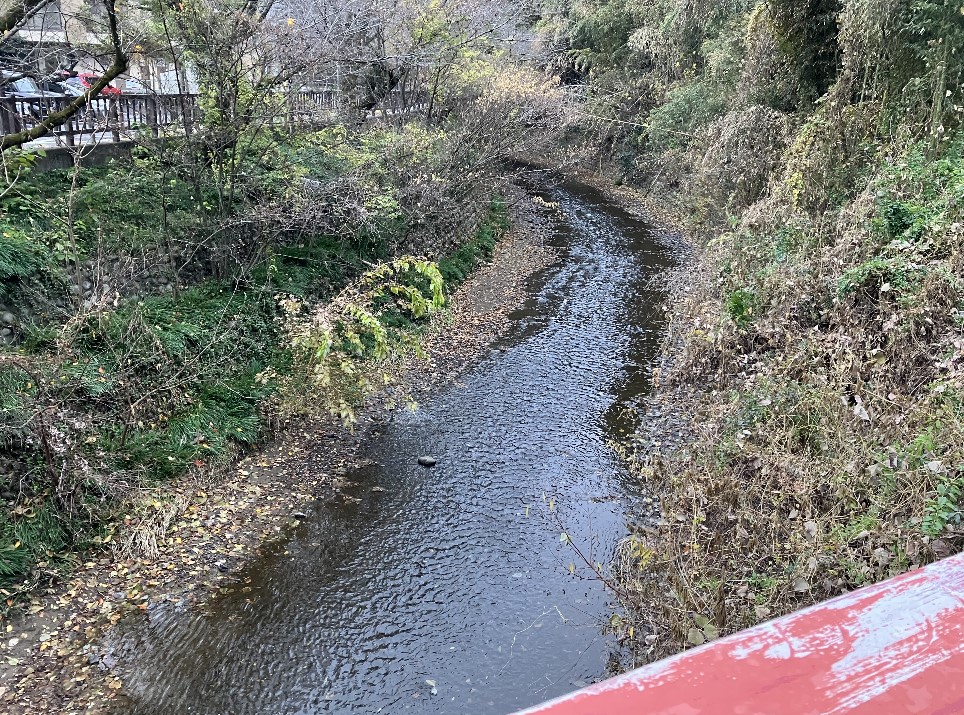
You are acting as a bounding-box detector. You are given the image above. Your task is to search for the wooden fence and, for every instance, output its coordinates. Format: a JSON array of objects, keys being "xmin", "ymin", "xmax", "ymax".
[{"xmin": 0, "ymin": 90, "xmax": 428, "ymax": 147}]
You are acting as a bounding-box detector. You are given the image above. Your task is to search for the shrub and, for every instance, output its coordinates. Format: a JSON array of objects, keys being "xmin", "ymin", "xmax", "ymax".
[
  {"xmin": 922, "ymin": 475, "xmax": 964, "ymax": 537},
  {"xmin": 438, "ymin": 198, "xmax": 509, "ymax": 286},
  {"xmin": 0, "ymin": 226, "xmax": 54, "ymax": 303},
  {"xmin": 724, "ymin": 287, "xmax": 758, "ymax": 327},
  {"xmin": 646, "ymin": 81, "xmax": 727, "ymax": 152},
  {"xmin": 837, "ymin": 256, "xmax": 922, "ymax": 301},
  {"xmin": 695, "ymin": 105, "xmax": 792, "ymax": 212}
]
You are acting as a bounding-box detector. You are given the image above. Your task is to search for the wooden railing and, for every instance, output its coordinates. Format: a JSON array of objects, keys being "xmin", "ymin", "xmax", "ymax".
[
  {"xmin": 0, "ymin": 94, "xmax": 200, "ymax": 146},
  {"xmin": 0, "ymin": 90, "xmax": 429, "ymax": 147}
]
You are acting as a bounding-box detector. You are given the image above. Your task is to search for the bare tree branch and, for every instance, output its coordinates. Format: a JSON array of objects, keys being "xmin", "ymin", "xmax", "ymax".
[{"xmin": 0, "ymin": 0, "xmax": 129, "ymax": 151}]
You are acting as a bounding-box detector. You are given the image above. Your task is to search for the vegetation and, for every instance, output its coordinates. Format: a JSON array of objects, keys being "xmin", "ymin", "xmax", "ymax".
[
  {"xmin": 0, "ymin": 135, "xmax": 527, "ymax": 602},
  {"xmin": 9, "ymin": 0, "xmax": 958, "ymax": 686},
  {"xmin": 0, "ymin": 0, "xmax": 567, "ymax": 605},
  {"xmin": 540, "ymin": 0, "xmax": 964, "ymax": 663}
]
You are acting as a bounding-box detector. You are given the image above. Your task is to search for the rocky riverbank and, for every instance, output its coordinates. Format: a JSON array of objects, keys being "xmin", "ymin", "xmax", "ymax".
[{"xmin": 0, "ymin": 191, "xmax": 558, "ymax": 714}]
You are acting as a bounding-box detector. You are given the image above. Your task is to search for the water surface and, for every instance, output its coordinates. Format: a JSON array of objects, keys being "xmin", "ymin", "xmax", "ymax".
[{"xmin": 110, "ymin": 178, "xmax": 674, "ymax": 715}]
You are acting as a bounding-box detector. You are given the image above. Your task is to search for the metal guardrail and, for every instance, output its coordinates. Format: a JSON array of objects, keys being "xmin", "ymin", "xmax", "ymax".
[
  {"xmin": 513, "ymin": 552, "xmax": 964, "ymax": 714},
  {"xmin": 0, "ymin": 90, "xmax": 429, "ymax": 147}
]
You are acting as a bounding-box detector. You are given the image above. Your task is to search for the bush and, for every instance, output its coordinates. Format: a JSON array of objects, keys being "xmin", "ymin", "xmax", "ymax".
[
  {"xmin": 646, "ymin": 81, "xmax": 727, "ymax": 152},
  {"xmin": 694, "ymin": 105, "xmax": 792, "ymax": 214},
  {"xmin": 438, "ymin": 198, "xmax": 509, "ymax": 285},
  {"xmin": 0, "ymin": 225, "xmax": 55, "ymax": 303},
  {"xmin": 724, "ymin": 287, "xmax": 758, "ymax": 327}
]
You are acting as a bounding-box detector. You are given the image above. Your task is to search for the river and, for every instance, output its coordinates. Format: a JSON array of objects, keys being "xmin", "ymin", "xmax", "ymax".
[{"xmin": 108, "ymin": 176, "xmax": 676, "ymax": 715}]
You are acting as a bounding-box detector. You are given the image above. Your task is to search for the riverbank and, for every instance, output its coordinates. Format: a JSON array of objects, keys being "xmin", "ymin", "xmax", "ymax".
[
  {"xmin": 0, "ymin": 191, "xmax": 558, "ymax": 714},
  {"xmin": 574, "ymin": 144, "xmax": 964, "ymax": 667},
  {"xmin": 83, "ymin": 169, "xmax": 675, "ymax": 714}
]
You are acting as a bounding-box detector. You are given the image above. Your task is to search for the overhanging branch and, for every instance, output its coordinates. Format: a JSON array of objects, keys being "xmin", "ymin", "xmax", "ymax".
[
  {"xmin": 1, "ymin": 0, "xmax": 48, "ymax": 42},
  {"xmin": 0, "ymin": 0, "xmax": 129, "ymax": 151}
]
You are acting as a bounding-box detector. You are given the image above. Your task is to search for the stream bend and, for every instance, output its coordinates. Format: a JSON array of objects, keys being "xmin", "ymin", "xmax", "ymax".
[{"xmin": 111, "ymin": 178, "xmax": 675, "ymax": 715}]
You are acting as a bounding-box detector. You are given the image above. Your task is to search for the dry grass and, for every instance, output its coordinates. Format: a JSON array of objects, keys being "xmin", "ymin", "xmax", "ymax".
[{"xmin": 616, "ymin": 111, "xmax": 964, "ymax": 664}]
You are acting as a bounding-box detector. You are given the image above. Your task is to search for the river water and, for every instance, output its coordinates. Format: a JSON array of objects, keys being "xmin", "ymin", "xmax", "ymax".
[{"xmin": 109, "ymin": 177, "xmax": 675, "ymax": 715}]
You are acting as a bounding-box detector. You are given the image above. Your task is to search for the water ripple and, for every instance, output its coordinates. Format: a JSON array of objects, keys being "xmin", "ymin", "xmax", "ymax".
[{"xmin": 110, "ymin": 179, "xmax": 675, "ymax": 715}]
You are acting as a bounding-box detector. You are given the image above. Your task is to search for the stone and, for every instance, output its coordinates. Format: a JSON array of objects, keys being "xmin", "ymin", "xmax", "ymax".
[
  {"xmin": 418, "ymin": 456, "xmax": 437, "ymax": 468},
  {"xmin": 293, "ymin": 512, "xmax": 308, "ymax": 520},
  {"xmin": 0, "ymin": 327, "xmax": 11, "ymax": 337},
  {"xmin": 0, "ymin": 312, "xmax": 14, "ymax": 325}
]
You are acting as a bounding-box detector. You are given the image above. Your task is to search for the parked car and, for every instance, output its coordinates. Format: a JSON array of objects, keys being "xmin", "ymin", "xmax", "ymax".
[
  {"xmin": 59, "ymin": 72, "xmax": 122, "ymax": 97},
  {"xmin": 0, "ymin": 71, "xmax": 69, "ymax": 126},
  {"xmin": 1, "ymin": 72, "xmax": 67, "ymax": 99}
]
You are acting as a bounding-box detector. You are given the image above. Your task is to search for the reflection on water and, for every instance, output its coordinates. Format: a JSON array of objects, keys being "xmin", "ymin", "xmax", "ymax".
[{"xmin": 110, "ymin": 178, "xmax": 675, "ymax": 715}]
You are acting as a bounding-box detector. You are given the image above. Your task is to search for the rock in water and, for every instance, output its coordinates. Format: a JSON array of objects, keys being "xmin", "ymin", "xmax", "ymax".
[{"xmin": 418, "ymin": 456, "xmax": 437, "ymax": 468}]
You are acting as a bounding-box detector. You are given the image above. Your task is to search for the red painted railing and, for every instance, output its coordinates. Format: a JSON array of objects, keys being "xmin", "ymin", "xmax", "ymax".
[{"xmin": 515, "ymin": 553, "xmax": 964, "ymax": 714}]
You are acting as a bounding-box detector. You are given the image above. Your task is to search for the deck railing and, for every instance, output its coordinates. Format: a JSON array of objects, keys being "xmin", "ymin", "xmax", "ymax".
[{"xmin": 0, "ymin": 90, "xmax": 429, "ymax": 147}]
